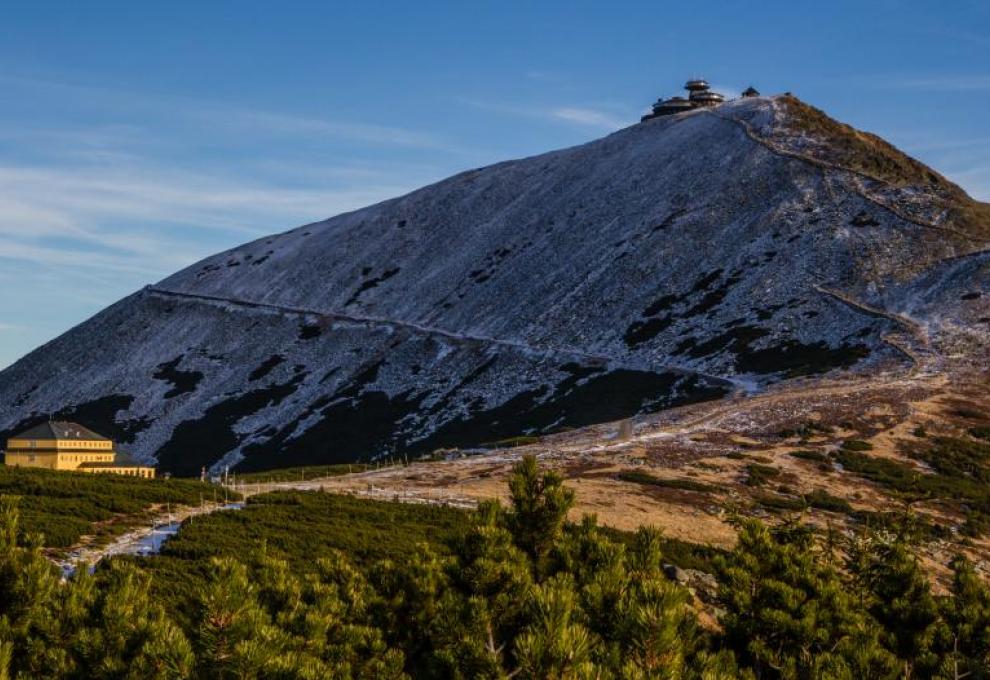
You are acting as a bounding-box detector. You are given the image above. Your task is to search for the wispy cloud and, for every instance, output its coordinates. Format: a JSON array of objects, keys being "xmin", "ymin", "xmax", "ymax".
[
  {"xmin": 886, "ymin": 128, "xmax": 990, "ymax": 201},
  {"xmin": 898, "ymin": 136, "xmax": 990, "ymax": 153},
  {"xmin": 0, "ymin": 162, "xmax": 421, "ymax": 274},
  {"xmin": 0, "ymin": 74, "xmax": 457, "ymax": 151},
  {"xmin": 176, "ymin": 104, "xmax": 455, "ymax": 151},
  {"xmin": 0, "ymin": 75, "xmax": 463, "ymax": 368},
  {"xmin": 549, "ymin": 107, "xmax": 628, "ymax": 129},
  {"xmin": 944, "ymin": 165, "xmax": 990, "ymax": 201},
  {"xmin": 0, "ymin": 74, "xmax": 464, "ymax": 367},
  {"xmin": 884, "ymin": 75, "xmax": 990, "ymax": 91},
  {"xmin": 456, "ymin": 97, "xmax": 631, "ymax": 131},
  {"xmin": 0, "ymin": 75, "xmax": 456, "ymax": 283}
]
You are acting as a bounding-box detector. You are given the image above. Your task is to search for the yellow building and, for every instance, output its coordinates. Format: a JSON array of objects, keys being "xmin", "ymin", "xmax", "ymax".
[{"xmin": 3, "ymin": 421, "xmax": 155, "ymax": 478}]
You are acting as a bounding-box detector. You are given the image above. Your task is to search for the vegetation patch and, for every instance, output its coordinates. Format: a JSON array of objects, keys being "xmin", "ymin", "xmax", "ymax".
[
  {"xmin": 735, "ymin": 339, "xmax": 870, "ymax": 377},
  {"xmin": 297, "ymin": 323, "xmax": 322, "ymax": 340},
  {"xmin": 691, "ymin": 268, "xmax": 724, "ymax": 292},
  {"xmin": 247, "ymin": 354, "xmax": 285, "ymax": 381},
  {"xmin": 153, "ymin": 491, "xmax": 468, "ymax": 571},
  {"xmin": 850, "ymin": 211, "xmax": 880, "ymax": 227},
  {"xmin": 789, "ymin": 449, "xmax": 830, "ymax": 463},
  {"xmin": 642, "ymin": 293, "xmax": 680, "ymax": 316},
  {"xmin": 970, "ymin": 426, "xmax": 990, "ymax": 442},
  {"xmin": 617, "ymin": 470, "xmax": 719, "ymax": 493},
  {"xmin": 805, "ymin": 488, "xmax": 853, "ymax": 514},
  {"xmin": 0, "ymin": 465, "xmax": 225, "ymax": 549},
  {"xmin": 234, "ymin": 463, "xmax": 374, "ymax": 483},
  {"xmin": 236, "ymin": 360, "xmax": 428, "ymax": 472},
  {"xmin": 834, "ymin": 450, "xmax": 935, "ymax": 495},
  {"xmin": 677, "ymin": 324, "xmax": 768, "ymax": 360},
  {"xmin": 754, "ymin": 492, "xmax": 805, "ymax": 511},
  {"xmin": 153, "ymin": 355, "xmax": 204, "ymax": 399},
  {"xmin": 834, "ymin": 439, "xmax": 990, "ymax": 534},
  {"xmin": 680, "ymin": 274, "xmax": 741, "ymax": 318},
  {"xmin": 1, "ymin": 456, "xmax": 990, "ymax": 677},
  {"xmin": 623, "ymin": 315, "xmax": 674, "ymax": 346},
  {"xmin": 952, "ymin": 406, "xmax": 987, "ymax": 420},
  {"xmin": 911, "ymin": 436, "xmax": 990, "ymax": 484},
  {"xmin": 745, "ymin": 463, "xmax": 781, "ymax": 487},
  {"xmin": 344, "ymin": 267, "xmax": 401, "ymax": 306},
  {"xmin": 780, "ymin": 421, "xmax": 834, "ymax": 438},
  {"xmin": 853, "ymin": 509, "xmax": 949, "ymax": 541},
  {"xmin": 841, "ymin": 439, "xmax": 874, "ymax": 452},
  {"xmin": 155, "ymin": 373, "xmax": 308, "ymax": 476}
]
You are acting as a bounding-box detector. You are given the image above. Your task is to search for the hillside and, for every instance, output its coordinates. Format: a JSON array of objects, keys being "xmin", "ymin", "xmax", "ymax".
[{"xmin": 0, "ymin": 95, "xmax": 987, "ymax": 476}]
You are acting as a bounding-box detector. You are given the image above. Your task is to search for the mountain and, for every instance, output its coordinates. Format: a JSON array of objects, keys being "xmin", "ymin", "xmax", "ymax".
[{"xmin": 1, "ymin": 95, "xmax": 988, "ymax": 476}]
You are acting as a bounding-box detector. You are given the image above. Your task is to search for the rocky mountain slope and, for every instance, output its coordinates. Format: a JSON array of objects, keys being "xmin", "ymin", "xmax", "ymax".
[{"xmin": 1, "ymin": 95, "xmax": 987, "ymax": 475}]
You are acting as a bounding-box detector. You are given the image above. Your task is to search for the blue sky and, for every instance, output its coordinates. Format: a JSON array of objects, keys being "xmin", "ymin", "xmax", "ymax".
[{"xmin": 1, "ymin": 1, "xmax": 988, "ymax": 368}]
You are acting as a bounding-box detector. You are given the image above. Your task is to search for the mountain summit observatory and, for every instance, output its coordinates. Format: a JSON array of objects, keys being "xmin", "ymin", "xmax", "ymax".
[{"xmin": 641, "ymin": 78, "xmax": 760, "ymax": 121}]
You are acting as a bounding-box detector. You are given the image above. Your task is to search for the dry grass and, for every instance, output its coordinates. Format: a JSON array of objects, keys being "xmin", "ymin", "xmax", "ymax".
[
  {"xmin": 953, "ymin": 200, "xmax": 990, "ymax": 242},
  {"xmin": 777, "ymin": 95, "xmax": 990, "ymax": 242},
  {"xmin": 778, "ymin": 96, "xmax": 946, "ymax": 189},
  {"xmin": 237, "ymin": 365, "xmax": 990, "ymax": 587}
]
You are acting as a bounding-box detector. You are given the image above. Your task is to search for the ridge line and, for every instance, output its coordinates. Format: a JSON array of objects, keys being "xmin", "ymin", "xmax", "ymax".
[{"xmin": 704, "ymin": 109, "xmax": 984, "ymax": 245}]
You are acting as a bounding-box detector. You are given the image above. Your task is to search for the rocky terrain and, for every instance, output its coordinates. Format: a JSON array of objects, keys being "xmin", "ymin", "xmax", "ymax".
[{"xmin": 1, "ymin": 94, "xmax": 987, "ymax": 476}]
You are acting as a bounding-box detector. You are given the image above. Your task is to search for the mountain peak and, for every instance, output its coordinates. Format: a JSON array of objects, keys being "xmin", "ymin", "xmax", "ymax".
[{"xmin": 1, "ymin": 94, "xmax": 987, "ymax": 475}]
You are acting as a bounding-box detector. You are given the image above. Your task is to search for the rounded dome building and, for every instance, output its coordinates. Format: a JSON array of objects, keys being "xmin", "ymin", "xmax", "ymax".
[
  {"xmin": 688, "ymin": 89, "xmax": 725, "ymax": 106},
  {"xmin": 641, "ymin": 77, "xmax": 729, "ymax": 121}
]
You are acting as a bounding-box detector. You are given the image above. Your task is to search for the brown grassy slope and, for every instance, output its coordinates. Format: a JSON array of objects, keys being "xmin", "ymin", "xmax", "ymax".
[
  {"xmin": 776, "ymin": 95, "xmax": 990, "ymax": 242},
  {"xmin": 268, "ymin": 367, "xmax": 990, "ymax": 590}
]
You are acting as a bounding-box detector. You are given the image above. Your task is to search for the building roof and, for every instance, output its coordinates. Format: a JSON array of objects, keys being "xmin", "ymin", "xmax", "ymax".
[
  {"xmin": 11, "ymin": 421, "xmax": 110, "ymax": 441},
  {"xmin": 657, "ymin": 97, "xmax": 695, "ymax": 112},
  {"xmin": 690, "ymin": 91, "xmax": 725, "ymax": 102}
]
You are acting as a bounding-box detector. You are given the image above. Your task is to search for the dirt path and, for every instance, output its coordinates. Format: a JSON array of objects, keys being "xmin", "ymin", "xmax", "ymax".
[
  {"xmin": 52, "ymin": 502, "xmax": 241, "ymax": 576},
  {"xmin": 812, "ymin": 284, "xmax": 934, "ymax": 370},
  {"xmin": 146, "ymin": 286, "xmax": 740, "ymax": 389}
]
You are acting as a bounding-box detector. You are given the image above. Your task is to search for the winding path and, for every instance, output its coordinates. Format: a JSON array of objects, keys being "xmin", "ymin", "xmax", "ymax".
[
  {"xmin": 706, "ymin": 107, "xmax": 986, "ymax": 245},
  {"xmin": 146, "ymin": 286, "xmax": 741, "ymax": 389},
  {"xmin": 53, "ymin": 501, "xmax": 242, "ymax": 577}
]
